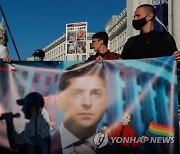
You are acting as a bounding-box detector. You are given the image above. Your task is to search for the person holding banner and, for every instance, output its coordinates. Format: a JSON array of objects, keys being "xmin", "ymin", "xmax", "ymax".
[
  {"xmin": 87, "ymin": 32, "xmax": 120, "ymax": 62},
  {"xmin": 51, "ymin": 62, "xmax": 111, "ymax": 154},
  {"xmin": 121, "ymin": 4, "xmax": 180, "ymax": 61},
  {"xmin": 0, "ymin": 56, "xmax": 12, "ymax": 62},
  {"xmin": 120, "ymin": 4, "xmax": 180, "ymax": 107}
]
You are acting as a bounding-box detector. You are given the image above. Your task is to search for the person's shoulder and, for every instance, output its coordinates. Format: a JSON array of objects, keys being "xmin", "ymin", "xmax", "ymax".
[
  {"xmin": 123, "ymin": 36, "xmax": 137, "ymax": 50},
  {"xmin": 125, "ymin": 35, "xmax": 139, "ymax": 45},
  {"xmin": 87, "ymin": 55, "xmax": 95, "ymax": 61},
  {"xmin": 154, "ymin": 31, "xmax": 172, "ymax": 37},
  {"xmin": 106, "ymin": 51, "xmax": 121, "ymax": 59},
  {"xmin": 156, "ymin": 31, "xmax": 170, "ymax": 34},
  {"xmin": 156, "ymin": 31, "xmax": 175, "ymax": 42},
  {"xmin": 87, "ymin": 52, "xmax": 99, "ymax": 61},
  {"xmin": 162, "ymin": 31, "xmax": 173, "ymax": 37},
  {"xmin": 127, "ymin": 35, "xmax": 138, "ymax": 41}
]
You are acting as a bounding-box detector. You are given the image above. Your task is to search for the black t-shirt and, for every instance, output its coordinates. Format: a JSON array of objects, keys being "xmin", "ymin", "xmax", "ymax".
[{"xmin": 121, "ymin": 30, "xmax": 178, "ymax": 59}]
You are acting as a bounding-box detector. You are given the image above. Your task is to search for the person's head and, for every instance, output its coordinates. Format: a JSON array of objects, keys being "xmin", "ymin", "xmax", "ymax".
[
  {"xmin": 101, "ymin": 123, "xmax": 108, "ymax": 132},
  {"xmin": 32, "ymin": 49, "xmax": 45, "ymax": 61},
  {"xmin": 68, "ymin": 44, "xmax": 75, "ymax": 53},
  {"xmin": 122, "ymin": 113, "xmax": 133, "ymax": 125},
  {"xmin": 57, "ymin": 62, "xmax": 108, "ymax": 134},
  {"xmin": 133, "ymin": 4, "xmax": 156, "ymax": 31},
  {"xmin": 17, "ymin": 92, "xmax": 44, "ymax": 119},
  {"xmin": 92, "ymin": 32, "xmax": 109, "ymax": 52}
]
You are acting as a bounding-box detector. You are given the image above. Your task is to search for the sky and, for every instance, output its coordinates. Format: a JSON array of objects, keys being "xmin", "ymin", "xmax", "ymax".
[{"xmin": 0, "ymin": 0, "xmax": 126, "ymax": 60}]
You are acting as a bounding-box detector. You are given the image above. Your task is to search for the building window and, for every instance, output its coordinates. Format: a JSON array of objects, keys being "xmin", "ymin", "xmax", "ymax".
[
  {"xmin": 45, "ymin": 76, "xmax": 52, "ymax": 86},
  {"xmin": 82, "ymin": 55, "xmax": 86, "ymax": 61},
  {"xmin": 22, "ymin": 71, "xmax": 28, "ymax": 80},
  {"xmin": 54, "ymin": 74, "xmax": 59, "ymax": 83},
  {"xmin": 33, "ymin": 73, "xmax": 40, "ymax": 83},
  {"xmin": 18, "ymin": 86, "xmax": 25, "ymax": 98}
]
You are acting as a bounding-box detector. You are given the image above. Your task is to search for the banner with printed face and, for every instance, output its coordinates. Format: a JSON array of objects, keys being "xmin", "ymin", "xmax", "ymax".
[
  {"xmin": 0, "ymin": 57, "xmax": 179, "ymax": 154},
  {"xmin": 66, "ymin": 22, "xmax": 87, "ymax": 55}
]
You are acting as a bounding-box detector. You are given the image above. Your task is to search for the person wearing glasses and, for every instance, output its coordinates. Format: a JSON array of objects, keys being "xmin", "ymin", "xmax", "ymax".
[{"xmin": 87, "ymin": 32, "xmax": 120, "ymax": 62}]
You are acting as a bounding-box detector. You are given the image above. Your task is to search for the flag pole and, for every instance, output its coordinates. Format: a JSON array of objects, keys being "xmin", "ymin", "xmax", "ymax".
[{"xmin": 0, "ymin": 5, "xmax": 21, "ymax": 61}]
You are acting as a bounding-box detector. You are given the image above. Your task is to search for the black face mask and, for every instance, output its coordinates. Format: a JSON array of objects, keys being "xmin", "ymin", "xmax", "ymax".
[{"xmin": 132, "ymin": 16, "xmax": 147, "ymax": 30}]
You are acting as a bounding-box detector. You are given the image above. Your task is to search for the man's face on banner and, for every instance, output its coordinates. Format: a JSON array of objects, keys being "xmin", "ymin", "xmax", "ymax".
[{"xmin": 57, "ymin": 74, "xmax": 107, "ymax": 129}]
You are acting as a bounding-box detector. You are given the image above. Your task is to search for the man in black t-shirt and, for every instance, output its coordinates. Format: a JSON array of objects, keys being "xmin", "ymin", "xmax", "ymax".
[
  {"xmin": 121, "ymin": 4, "xmax": 180, "ymax": 117},
  {"xmin": 121, "ymin": 4, "xmax": 180, "ymax": 61}
]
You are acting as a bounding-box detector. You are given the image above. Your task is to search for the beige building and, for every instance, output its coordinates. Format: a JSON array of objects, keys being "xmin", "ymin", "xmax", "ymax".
[
  {"xmin": 171, "ymin": 0, "xmax": 180, "ymax": 49},
  {"xmin": 105, "ymin": 9, "xmax": 127, "ymax": 54},
  {"xmin": 43, "ymin": 33, "xmax": 94, "ymax": 61}
]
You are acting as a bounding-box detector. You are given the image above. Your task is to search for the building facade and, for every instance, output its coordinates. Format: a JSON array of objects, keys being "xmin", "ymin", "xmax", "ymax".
[
  {"xmin": 105, "ymin": 9, "xmax": 127, "ymax": 54},
  {"xmin": 43, "ymin": 33, "xmax": 94, "ymax": 61}
]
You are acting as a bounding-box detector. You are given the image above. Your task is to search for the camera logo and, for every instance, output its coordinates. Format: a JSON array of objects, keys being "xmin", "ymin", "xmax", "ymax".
[{"xmin": 94, "ymin": 132, "xmax": 108, "ymax": 148}]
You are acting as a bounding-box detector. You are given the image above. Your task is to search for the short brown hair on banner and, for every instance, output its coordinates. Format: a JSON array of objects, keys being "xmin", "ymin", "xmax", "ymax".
[{"xmin": 59, "ymin": 62, "xmax": 106, "ymax": 92}]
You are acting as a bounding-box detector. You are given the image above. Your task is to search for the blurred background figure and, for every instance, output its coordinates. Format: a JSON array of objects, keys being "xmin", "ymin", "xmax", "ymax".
[
  {"xmin": 32, "ymin": 49, "xmax": 45, "ymax": 61},
  {"xmin": 0, "ymin": 18, "xmax": 12, "ymax": 62}
]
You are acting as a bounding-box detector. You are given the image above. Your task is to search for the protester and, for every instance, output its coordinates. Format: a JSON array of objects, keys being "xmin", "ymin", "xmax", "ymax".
[
  {"xmin": 120, "ymin": 4, "xmax": 180, "ymax": 105},
  {"xmin": 87, "ymin": 32, "xmax": 121, "ymax": 62},
  {"xmin": 121, "ymin": 4, "xmax": 180, "ymax": 60}
]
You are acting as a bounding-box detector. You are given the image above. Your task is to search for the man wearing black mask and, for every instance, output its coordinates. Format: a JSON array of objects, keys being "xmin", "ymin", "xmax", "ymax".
[
  {"xmin": 121, "ymin": 4, "xmax": 180, "ymax": 60},
  {"xmin": 121, "ymin": 4, "xmax": 180, "ymax": 111}
]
